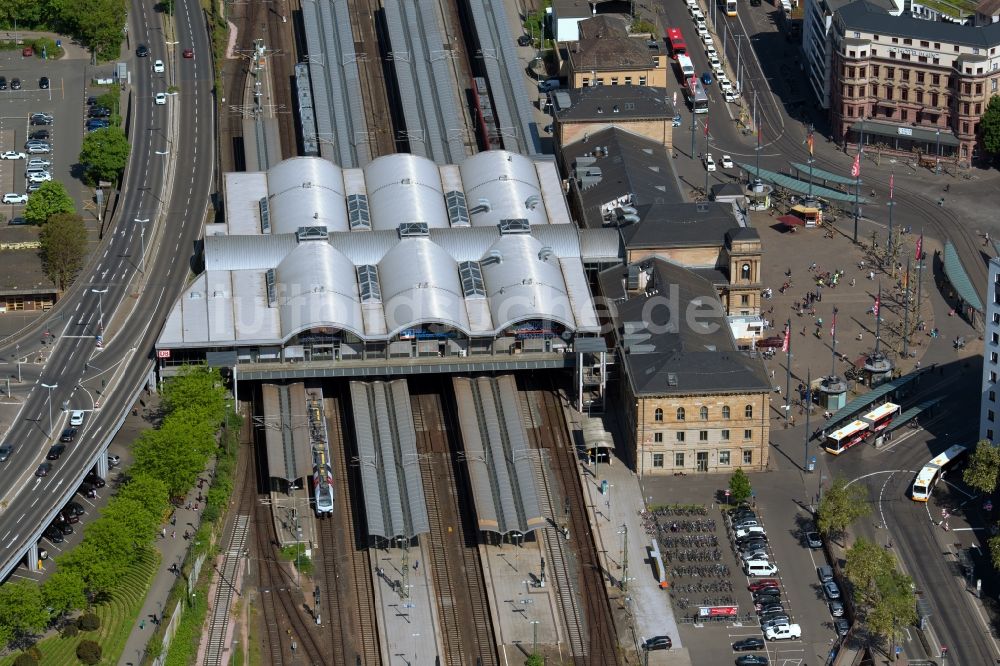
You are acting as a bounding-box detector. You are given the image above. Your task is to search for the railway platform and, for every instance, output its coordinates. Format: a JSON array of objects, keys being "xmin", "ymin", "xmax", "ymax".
[
  {"xmin": 370, "ymin": 541, "xmax": 445, "ymax": 664},
  {"xmin": 267, "ymin": 486, "xmax": 316, "ymax": 551},
  {"xmin": 480, "ymin": 536, "xmax": 563, "ymax": 663},
  {"xmin": 570, "ymin": 413, "xmax": 695, "ymax": 665}
]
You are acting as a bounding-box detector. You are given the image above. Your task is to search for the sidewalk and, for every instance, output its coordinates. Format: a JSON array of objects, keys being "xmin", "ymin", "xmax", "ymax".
[{"xmin": 119, "ymin": 480, "xmax": 210, "ymax": 666}]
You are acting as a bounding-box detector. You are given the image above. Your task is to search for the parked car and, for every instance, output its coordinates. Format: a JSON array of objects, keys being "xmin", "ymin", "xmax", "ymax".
[
  {"xmin": 36, "ymin": 462, "xmax": 52, "ymax": 477},
  {"xmin": 30, "ymin": 113, "xmax": 53, "ymax": 125},
  {"xmin": 752, "ymin": 589, "xmax": 781, "ymax": 601},
  {"xmin": 834, "ymin": 618, "xmax": 850, "ymax": 636},
  {"xmin": 27, "ymin": 171, "xmax": 52, "ymax": 183},
  {"xmin": 108, "ymin": 454, "xmax": 121, "ymax": 467},
  {"xmin": 817, "ymin": 565, "xmax": 834, "ymax": 583},
  {"xmin": 53, "ymin": 521, "xmax": 73, "ymax": 535},
  {"xmin": 805, "ymin": 531, "xmax": 823, "ymax": 548},
  {"xmin": 153, "ymin": 59, "xmax": 165, "ymax": 73},
  {"xmin": 78, "ymin": 482, "xmax": 97, "ymax": 498},
  {"xmin": 2, "ymin": 193, "xmax": 28, "ymax": 204},
  {"xmin": 748, "ymin": 579, "xmax": 779, "ymax": 592},
  {"xmin": 0, "ymin": 151, "xmax": 25, "ymax": 160},
  {"xmin": 61, "ymin": 509, "xmax": 79, "ymax": 524},
  {"xmin": 0, "ymin": 77, "xmax": 6, "ymax": 90},
  {"xmin": 0, "ymin": 444, "xmax": 13, "ymax": 462},
  {"xmin": 736, "ymin": 656, "xmax": 769, "ymax": 666},
  {"xmin": 829, "ymin": 600, "xmax": 845, "ymax": 617},
  {"xmin": 86, "ymin": 96, "xmax": 98, "ymax": 106},
  {"xmin": 644, "ymin": 635, "xmax": 672, "ymax": 651},
  {"xmin": 84, "ymin": 473, "xmax": 106, "ymax": 488},
  {"xmin": 823, "ymin": 581, "xmax": 841, "ymax": 600},
  {"xmin": 732, "ymin": 637, "xmax": 765, "ymax": 651},
  {"xmin": 43, "ymin": 525, "xmax": 63, "ymax": 543},
  {"xmin": 39, "ymin": 76, "xmax": 49, "ymax": 89},
  {"xmin": 60, "ymin": 428, "xmax": 77, "ymax": 443},
  {"xmin": 753, "ymin": 595, "xmax": 781, "ymax": 610},
  {"xmin": 27, "ymin": 158, "xmax": 50, "ymax": 169},
  {"xmin": 26, "ymin": 182, "xmax": 43, "ymax": 193},
  {"xmin": 735, "ymin": 526, "xmax": 767, "ymax": 540},
  {"xmin": 758, "ymin": 604, "xmax": 784, "ymax": 616},
  {"xmin": 46, "ymin": 444, "xmax": 66, "ymax": 460},
  {"xmin": 672, "ymin": 114, "xmax": 682, "ymax": 127},
  {"xmin": 700, "ymin": 71, "xmax": 714, "ymax": 86},
  {"xmin": 517, "ymin": 34, "xmax": 532, "ymax": 46},
  {"xmin": 725, "ymin": 89, "xmax": 741, "ymax": 102},
  {"xmin": 70, "ymin": 410, "xmax": 85, "ymax": 426},
  {"xmin": 765, "ymin": 623, "xmax": 801, "ymax": 641},
  {"xmin": 26, "ymin": 143, "xmax": 51, "ymax": 154},
  {"xmin": 29, "ymin": 130, "xmax": 50, "ymax": 141},
  {"xmin": 761, "ymin": 617, "xmax": 790, "ymax": 632},
  {"xmin": 66, "ymin": 501, "xmax": 84, "ymax": 517},
  {"xmin": 88, "ymin": 106, "xmax": 111, "ymax": 118},
  {"xmin": 10, "ymin": 78, "xmax": 21, "ymax": 90}
]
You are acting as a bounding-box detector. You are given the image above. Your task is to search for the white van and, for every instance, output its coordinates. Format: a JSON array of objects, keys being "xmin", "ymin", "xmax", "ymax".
[{"xmin": 744, "ymin": 560, "xmax": 778, "ymax": 576}]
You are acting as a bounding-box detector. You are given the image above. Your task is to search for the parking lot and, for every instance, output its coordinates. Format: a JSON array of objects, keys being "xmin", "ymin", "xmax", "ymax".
[{"xmin": 645, "ymin": 476, "xmax": 846, "ymax": 665}]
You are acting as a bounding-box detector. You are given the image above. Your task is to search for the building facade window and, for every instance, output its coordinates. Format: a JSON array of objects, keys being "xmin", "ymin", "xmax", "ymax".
[
  {"xmin": 653, "ymin": 453, "xmax": 664, "ymax": 467},
  {"xmin": 699, "ymin": 430, "xmax": 709, "ymax": 441},
  {"xmin": 722, "ymin": 405, "xmax": 730, "ymax": 419},
  {"xmin": 677, "ymin": 431, "xmax": 686, "ymax": 442},
  {"xmin": 745, "ymin": 404, "xmax": 753, "ymax": 418},
  {"xmin": 675, "ymin": 452, "xmax": 685, "ymax": 467},
  {"xmin": 700, "ymin": 406, "xmax": 709, "ymax": 420},
  {"xmin": 677, "ymin": 407, "xmax": 686, "ymax": 420},
  {"xmin": 721, "ymin": 429, "xmax": 730, "ymax": 440},
  {"xmin": 654, "ymin": 432, "xmax": 663, "ymax": 443},
  {"xmin": 744, "ymin": 428, "xmax": 752, "ymax": 440},
  {"xmin": 743, "ymin": 450, "xmax": 753, "ymax": 465},
  {"xmin": 720, "ymin": 450, "xmax": 731, "ymax": 465},
  {"xmin": 654, "ymin": 408, "xmax": 663, "ymax": 422}
]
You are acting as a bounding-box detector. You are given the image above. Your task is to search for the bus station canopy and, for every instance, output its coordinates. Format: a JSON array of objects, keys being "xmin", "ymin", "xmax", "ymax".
[
  {"xmin": 823, "ymin": 370, "xmax": 924, "ymax": 432},
  {"xmin": 738, "ymin": 164, "xmax": 868, "ymax": 204},
  {"xmin": 943, "ymin": 241, "xmax": 984, "ymax": 312},
  {"xmin": 883, "ymin": 396, "xmax": 944, "ymax": 434},
  {"xmin": 789, "ymin": 162, "xmax": 860, "ymax": 187}
]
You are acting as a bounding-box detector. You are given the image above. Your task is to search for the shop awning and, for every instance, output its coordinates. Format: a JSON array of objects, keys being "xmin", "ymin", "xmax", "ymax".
[
  {"xmin": 851, "ymin": 120, "xmax": 960, "ymax": 147},
  {"xmin": 778, "ymin": 215, "xmax": 805, "ymax": 227}
]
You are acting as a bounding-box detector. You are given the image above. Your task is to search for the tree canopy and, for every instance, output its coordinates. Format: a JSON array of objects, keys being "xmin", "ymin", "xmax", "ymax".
[
  {"xmin": 79, "ymin": 127, "xmax": 130, "ymax": 185},
  {"xmin": 728, "ymin": 468, "xmax": 752, "ymax": 505},
  {"xmin": 0, "ymin": 581, "xmax": 48, "ymax": 646},
  {"xmin": 845, "ymin": 538, "xmax": 917, "ymax": 659},
  {"xmin": 23, "ymin": 181, "xmax": 75, "ymax": 226},
  {"xmin": 817, "ymin": 477, "xmax": 871, "ymax": 542},
  {"xmin": 39, "ymin": 212, "xmax": 88, "ymax": 290},
  {"xmin": 981, "ymin": 95, "xmax": 1000, "ymax": 158},
  {"xmin": 963, "ymin": 440, "xmax": 1000, "ymax": 494},
  {"xmin": 0, "ymin": 0, "xmax": 127, "ymax": 61}
]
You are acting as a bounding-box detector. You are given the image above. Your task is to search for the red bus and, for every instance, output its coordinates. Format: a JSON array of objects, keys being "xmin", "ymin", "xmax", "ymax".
[{"xmin": 666, "ymin": 28, "xmax": 687, "ymax": 58}]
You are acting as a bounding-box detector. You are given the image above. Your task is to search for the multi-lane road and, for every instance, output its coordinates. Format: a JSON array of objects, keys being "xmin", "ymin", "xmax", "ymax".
[{"xmin": 0, "ymin": 0, "xmax": 213, "ymax": 580}]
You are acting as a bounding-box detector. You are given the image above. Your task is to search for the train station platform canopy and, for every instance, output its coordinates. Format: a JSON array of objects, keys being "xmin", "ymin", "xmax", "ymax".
[
  {"xmin": 453, "ymin": 376, "xmax": 545, "ymax": 537},
  {"xmin": 351, "ymin": 380, "xmax": 430, "ymax": 542},
  {"xmin": 943, "ymin": 241, "xmax": 984, "ymax": 313},
  {"xmin": 823, "ymin": 370, "xmax": 926, "ymax": 432},
  {"xmin": 261, "ymin": 383, "xmax": 312, "ymax": 484},
  {"xmin": 788, "ymin": 163, "xmax": 860, "ymax": 187},
  {"xmin": 737, "ymin": 164, "xmax": 868, "ymax": 204}
]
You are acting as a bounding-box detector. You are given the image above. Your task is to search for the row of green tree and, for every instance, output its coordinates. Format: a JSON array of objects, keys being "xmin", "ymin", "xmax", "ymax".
[
  {"xmin": 961, "ymin": 440, "xmax": 1000, "ymax": 568},
  {"xmin": 0, "ymin": 367, "xmax": 230, "ymax": 651},
  {"xmin": 0, "ymin": 0, "xmax": 128, "ymax": 61}
]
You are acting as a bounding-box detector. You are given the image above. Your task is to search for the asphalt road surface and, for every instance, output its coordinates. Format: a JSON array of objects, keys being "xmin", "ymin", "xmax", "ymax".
[{"xmin": 0, "ymin": 0, "xmax": 214, "ymax": 580}]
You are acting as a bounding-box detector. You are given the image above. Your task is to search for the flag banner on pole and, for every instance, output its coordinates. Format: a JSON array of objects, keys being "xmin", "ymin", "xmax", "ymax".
[
  {"xmin": 873, "ymin": 295, "xmax": 880, "ymax": 317},
  {"xmin": 807, "ymin": 133, "xmax": 814, "ymax": 156},
  {"xmin": 831, "ymin": 309, "xmax": 837, "ymax": 338},
  {"xmin": 889, "ymin": 173, "xmax": 894, "ymax": 199},
  {"xmin": 851, "ymin": 153, "xmax": 860, "ymax": 178},
  {"xmin": 757, "ymin": 127, "xmax": 762, "ymax": 147},
  {"xmin": 782, "ymin": 325, "xmax": 790, "ymax": 353},
  {"xmin": 915, "ymin": 234, "xmax": 923, "ymax": 261},
  {"xmin": 704, "ymin": 116, "xmax": 710, "ymax": 137}
]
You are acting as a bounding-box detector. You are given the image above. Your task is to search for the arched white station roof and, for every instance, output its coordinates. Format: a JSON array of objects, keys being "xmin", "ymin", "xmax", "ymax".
[{"xmin": 159, "ymin": 155, "xmax": 611, "ymax": 348}]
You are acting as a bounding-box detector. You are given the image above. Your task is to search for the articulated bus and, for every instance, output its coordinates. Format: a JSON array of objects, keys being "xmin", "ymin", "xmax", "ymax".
[
  {"xmin": 686, "ymin": 77, "xmax": 709, "ymax": 114},
  {"xmin": 666, "ymin": 27, "xmax": 688, "ymax": 57},
  {"xmin": 824, "ymin": 420, "xmax": 869, "ymax": 455},
  {"xmin": 911, "ymin": 444, "xmax": 968, "ymax": 501},
  {"xmin": 725, "ymin": 0, "xmax": 738, "ymax": 16},
  {"xmin": 861, "ymin": 402, "xmax": 900, "ymax": 433}
]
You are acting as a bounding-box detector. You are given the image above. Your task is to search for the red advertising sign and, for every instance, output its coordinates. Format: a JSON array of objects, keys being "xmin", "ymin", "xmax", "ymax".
[
  {"xmin": 699, "ymin": 605, "xmax": 738, "ymax": 618},
  {"xmin": 156, "ymin": 349, "xmax": 171, "ymax": 359}
]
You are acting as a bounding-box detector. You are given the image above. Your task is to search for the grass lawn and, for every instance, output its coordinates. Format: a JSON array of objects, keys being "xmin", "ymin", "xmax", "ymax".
[{"xmin": 1, "ymin": 550, "xmax": 159, "ymax": 666}]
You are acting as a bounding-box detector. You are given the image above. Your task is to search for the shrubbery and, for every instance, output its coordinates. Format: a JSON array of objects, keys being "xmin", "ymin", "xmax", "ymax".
[
  {"xmin": 13, "ymin": 653, "xmax": 37, "ymax": 666},
  {"xmin": 77, "ymin": 613, "xmax": 100, "ymax": 632},
  {"xmin": 76, "ymin": 639, "xmax": 102, "ymax": 665}
]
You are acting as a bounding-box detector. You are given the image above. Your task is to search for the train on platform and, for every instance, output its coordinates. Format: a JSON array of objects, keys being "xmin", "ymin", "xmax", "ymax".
[{"xmin": 308, "ymin": 398, "xmax": 335, "ymax": 517}]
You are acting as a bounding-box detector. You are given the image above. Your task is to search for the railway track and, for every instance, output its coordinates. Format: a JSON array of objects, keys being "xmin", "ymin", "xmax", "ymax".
[
  {"xmin": 411, "ymin": 384, "xmax": 499, "ymax": 666},
  {"xmin": 521, "ymin": 380, "xmax": 620, "ymax": 666},
  {"xmin": 246, "ymin": 388, "xmax": 328, "ymax": 666},
  {"xmin": 264, "ymin": 0, "xmax": 301, "ymax": 158},
  {"xmin": 316, "ymin": 386, "xmax": 381, "ymax": 665},
  {"xmin": 348, "ymin": 0, "xmax": 397, "ymax": 156}
]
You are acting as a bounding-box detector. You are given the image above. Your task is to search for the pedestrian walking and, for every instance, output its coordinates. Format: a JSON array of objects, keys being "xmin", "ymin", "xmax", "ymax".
[
  {"xmin": 139, "ymin": 620, "xmax": 145, "ymax": 630},
  {"xmin": 170, "ymin": 515, "xmax": 176, "ymax": 526},
  {"xmin": 171, "ymin": 530, "xmax": 176, "ymax": 539},
  {"xmin": 161, "ymin": 527, "xmax": 166, "ymax": 539},
  {"xmin": 413, "ymin": 560, "xmax": 419, "ymax": 571}
]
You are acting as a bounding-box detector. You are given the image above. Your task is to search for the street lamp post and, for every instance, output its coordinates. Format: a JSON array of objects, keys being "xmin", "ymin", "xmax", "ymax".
[
  {"xmin": 41, "ymin": 383, "xmax": 57, "ymax": 437},
  {"xmin": 935, "ymin": 129, "xmax": 941, "ymax": 175},
  {"xmin": 135, "ymin": 218, "xmax": 150, "ymax": 273},
  {"xmin": 91, "ymin": 288, "xmax": 108, "ymax": 332}
]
